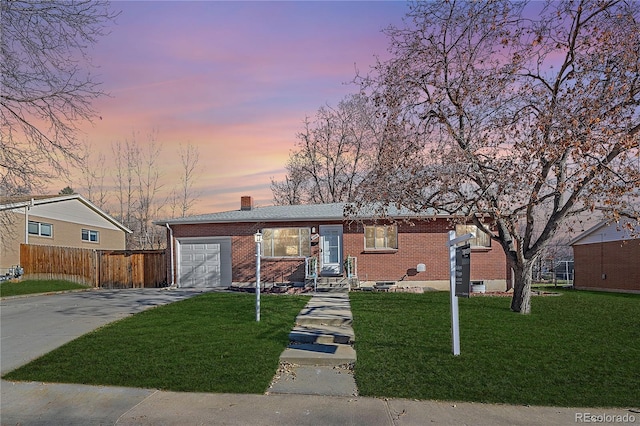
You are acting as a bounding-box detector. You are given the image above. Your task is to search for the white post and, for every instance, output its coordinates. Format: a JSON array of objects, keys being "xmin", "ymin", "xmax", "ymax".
[
  {"xmin": 448, "ymin": 230, "xmax": 460, "ymax": 356},
  {"xmin": 447, "ymin": 230, "xmax": 475, "ymax": 356},
  {"xmin": 255, "ymin": 232, "xmax": 262, "ymax": 322}
]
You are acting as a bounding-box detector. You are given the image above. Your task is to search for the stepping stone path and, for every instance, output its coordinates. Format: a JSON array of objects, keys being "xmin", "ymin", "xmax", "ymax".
[{"xmin": 267, "ymin": 292, "xmax": 358, "ymax": 397}]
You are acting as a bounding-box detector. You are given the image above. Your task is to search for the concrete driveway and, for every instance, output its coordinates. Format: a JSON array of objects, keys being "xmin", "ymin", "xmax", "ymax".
[{"xmin": 1, "ymin": 288, "xmax": 209, "ymax": 375}]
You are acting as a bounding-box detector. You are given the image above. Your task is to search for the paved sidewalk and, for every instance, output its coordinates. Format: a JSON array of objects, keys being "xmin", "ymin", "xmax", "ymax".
[{"xmin": 3, "ymin": 379, "xmax": 638, "ymax": 425}]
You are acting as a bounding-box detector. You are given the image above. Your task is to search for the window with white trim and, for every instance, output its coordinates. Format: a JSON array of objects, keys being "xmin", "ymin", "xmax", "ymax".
[
  {"xmin": 364, "ymin": 225, "xmax": 398, "ymax": 250},
  {"xmin": 82, "ymin": 229, "xmax": 99, "ymax": 243},
  {"xmin": 456, "ymin": 224, "xmax": 491, "ymax": 247},
  {"xmin": 261, "ymin": 228, "xmax": 311, "ymax": 257},
  {"xmin": 28, "ymin": 221, "xmax": 52, "ymax": 237}
]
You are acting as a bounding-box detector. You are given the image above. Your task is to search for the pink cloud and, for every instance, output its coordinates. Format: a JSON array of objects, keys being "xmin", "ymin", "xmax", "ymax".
[{"xmin": 60, "ymin": 1, "xmax": 408, "ymax": 215}]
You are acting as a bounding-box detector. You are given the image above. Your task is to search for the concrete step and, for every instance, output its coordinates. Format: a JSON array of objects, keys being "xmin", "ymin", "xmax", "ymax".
[
  {"xmin": 296, "ymin": 313, "xmax": 352, "ymax": 328},
  {"xmin": 313, "ymin": 286, "xmax": 349, "ymax": 293},
  {"xmin": 267, "ymin": 365, "xmax": 358, "ymax": 397},
  {"xmin": 295, "ymin": 294, "xmax": 353, "ymax": 327},
  {"xmin": 289, "ymin": 324, "xmax": 355, "ymax": 345},
  {"xmin": 302, "ymin": 293, "xmax": 352, "ymax": 308},
  {"xmin": 305, "ymin": 277, "xmax": 351, "ymax": 293},
  {"xmin": 279, "ymin": 343, "xmax": 357, "ymax": 366}
]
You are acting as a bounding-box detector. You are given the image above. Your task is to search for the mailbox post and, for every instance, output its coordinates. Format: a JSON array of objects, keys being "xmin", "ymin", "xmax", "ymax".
[{"xmin": 254, "ymin": 231, "xmax": 262, "ymax": 322}]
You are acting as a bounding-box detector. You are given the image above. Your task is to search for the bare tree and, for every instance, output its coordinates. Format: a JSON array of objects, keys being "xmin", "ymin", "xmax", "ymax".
[
  {"xmin": 0, "ymin": 0, "xmax": 117, "ymax": 197},
  {"xmin": 111, "ymin": 131, "xmax": 165, "ymax": 249},
  {"xmin": 78, "ymin": 142, "xmax": 110, "ymax": 210},
  {"xmin": 171, "ymin": 142, "xmax": 201, "ymax": 218},
  {"xmin": 357, "ymin": 0, "xmax": 640, "ymax": 313},
  {"xmin": 112, "ymin": 139, "xmax": 137, "ymax": 247},
  {"xmin": 132, "ymin": 131, "xmax": 163, "ymax": 249},
  {"xmin": 272, "ymin": 93, "xmax": 380, "ymax": 205}
]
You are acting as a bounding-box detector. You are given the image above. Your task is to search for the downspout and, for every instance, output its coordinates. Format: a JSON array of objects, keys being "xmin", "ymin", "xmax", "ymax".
[
  {"xmin": 166, "ymin": 223, "xmax": 175, "ymax": 287},
  {"xmin": 24, "ymin": 198, "xmax": 34, "ymax": 244}
]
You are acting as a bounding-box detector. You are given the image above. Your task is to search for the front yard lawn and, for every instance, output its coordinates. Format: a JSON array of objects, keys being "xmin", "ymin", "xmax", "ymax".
[
  {"xmin": 4, "ymin": 288, "xmax": 638, "ymax": 407},
  {"xmin": 350, "ymin": 290, "xmax": 640, "ymax": 407},
  {"xmin": 0, "ymin": 279, "xmax": 90, "ymax": 297},
  {"xmin": 3, "ymin": 292, "xmax": 309, "ymax": 393}
]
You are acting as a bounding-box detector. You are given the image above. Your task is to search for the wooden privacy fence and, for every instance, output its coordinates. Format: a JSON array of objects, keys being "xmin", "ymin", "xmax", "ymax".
[{"xmin": 20, "ymin": 244, "xmax": 167, "ymax": 288}]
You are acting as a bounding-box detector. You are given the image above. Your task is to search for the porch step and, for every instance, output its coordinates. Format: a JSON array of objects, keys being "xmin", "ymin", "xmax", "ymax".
[{"xmin": 305, "ymin": 277, "xmax": 351, "ymax": 293}]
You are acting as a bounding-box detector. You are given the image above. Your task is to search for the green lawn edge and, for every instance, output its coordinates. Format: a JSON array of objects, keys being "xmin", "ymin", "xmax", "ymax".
[
  {"xmin": 0, "ymin": 280, "xmax": 90, "ymax": 297},
  {"xmin": 350, "ymin": 290, "xmax": 640, "ymax": 408}
]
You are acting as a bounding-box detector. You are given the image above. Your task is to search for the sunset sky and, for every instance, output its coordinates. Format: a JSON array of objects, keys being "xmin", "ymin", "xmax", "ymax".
[{"xmin": 65, "ymin": 1, "xmax": 409, "ymax": 214}]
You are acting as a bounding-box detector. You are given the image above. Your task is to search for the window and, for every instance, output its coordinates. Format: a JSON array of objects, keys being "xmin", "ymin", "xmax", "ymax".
[
  {"xmin": 28, "ymin": 221, "xmax": 52, "ymax": 237},
  {"xmin": 261, "ymin": 228, "xmax": 311, "ymax": 257},
  {"xmin": 82, "ymin": 229, "xmax": 99, "ymax": 243},
  {"xmin": 364, "ymin": 225, "xmax": 398, "ymax": 250},
  {"xmin": 456, "ymin": 224, "xmax": 491, "ymax": 247}
]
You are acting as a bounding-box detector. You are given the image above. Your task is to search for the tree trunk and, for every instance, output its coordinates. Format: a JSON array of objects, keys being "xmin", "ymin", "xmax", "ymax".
[{"xmin": 510, "ymin": 261, "xmax": 534, "ymax": 314}]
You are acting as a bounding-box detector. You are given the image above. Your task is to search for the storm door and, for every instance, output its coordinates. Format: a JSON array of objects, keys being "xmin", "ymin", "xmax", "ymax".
[{"xmin": 319, "ymin": 225, "xmax": 342, "ymax": 276}]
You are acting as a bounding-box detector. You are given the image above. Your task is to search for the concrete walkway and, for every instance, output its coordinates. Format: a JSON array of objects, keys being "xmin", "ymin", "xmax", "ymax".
[{"xmin": 267, "ymin": 292, "xmax": 358, "ymax": 397}]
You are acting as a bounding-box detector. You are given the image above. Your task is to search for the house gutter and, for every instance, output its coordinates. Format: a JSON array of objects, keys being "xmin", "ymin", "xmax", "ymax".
[{"xmin": 166, "ymin": 223, "xmax": 175, "ymax": 287}]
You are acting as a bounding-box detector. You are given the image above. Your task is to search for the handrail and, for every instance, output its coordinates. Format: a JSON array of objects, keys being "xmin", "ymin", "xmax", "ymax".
[
  {"xmin": 345, "ymin": 255, "xmax": 357, "ymax": 279},
  {"xmin": 305, "ymin": 256, "xmax": 318, "ymax": 279}
]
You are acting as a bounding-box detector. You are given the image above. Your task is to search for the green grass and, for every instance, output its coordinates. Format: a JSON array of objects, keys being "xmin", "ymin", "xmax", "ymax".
[
  {"xmin": 0, "ymin": 279, "xmax": 90, "ymax": 297},
  {"xmin": 3, "ymin": 292, "xmax": 309, "ymax": 393},
  {"xmin": 350, "ymin": 290, "xmax": 640, "ymax": 407},
  {"xmin": 5, "ymin": 288, "xmax": 638, "ymax": 406}
]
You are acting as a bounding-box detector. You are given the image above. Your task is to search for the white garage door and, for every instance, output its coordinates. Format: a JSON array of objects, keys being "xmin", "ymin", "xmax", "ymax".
[{"xmin": 178, "ymin": 238, "xmax": 231, "ymax": 288}]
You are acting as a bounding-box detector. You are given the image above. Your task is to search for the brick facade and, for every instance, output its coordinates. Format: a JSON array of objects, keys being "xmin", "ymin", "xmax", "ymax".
[
  {"xmin": 169, "ymin": 218, "xmax": 508, "ymax": 289},
  {"xmin": 573, "ymin": 239, "xmax": 640, "ymax": 293},
  {"xmin": 342, "ymin": 220, "xmax": 507, "ymax": 285}
]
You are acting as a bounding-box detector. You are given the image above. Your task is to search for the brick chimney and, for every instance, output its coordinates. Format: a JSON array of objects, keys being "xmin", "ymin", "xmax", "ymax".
[{"xmin": 240, "ymin": 196, "xmax": 253, "ymax": 211}]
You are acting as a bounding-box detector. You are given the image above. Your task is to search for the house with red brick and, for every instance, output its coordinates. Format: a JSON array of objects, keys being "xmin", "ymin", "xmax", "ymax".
[
  {"xmin": 570, "ymin": 218, "xmax": 640, "ymax": 293},
  {"xmin": 155, "ymin": 197, "xmax": 509, "ymax": 291}
]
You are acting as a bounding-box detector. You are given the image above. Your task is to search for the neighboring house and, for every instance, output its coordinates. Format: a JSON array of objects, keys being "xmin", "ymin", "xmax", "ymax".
[
  {"xmin": 155, "ymin": 196, "xmax": 509, "ymax": 291},
  {"xmin": 0, "ymin": 194, "xmax": 132, "ymax": 273},
  {"xmin": 569, "ymin": 218, "xmax": 640, "ymax": 293}
]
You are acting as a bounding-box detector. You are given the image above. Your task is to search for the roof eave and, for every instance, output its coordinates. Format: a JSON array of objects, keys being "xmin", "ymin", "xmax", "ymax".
[
  {"xmin": 1, "ymin": 194, "xmax": 132, "ymax": 234},
  {"xmin": 568, "ymin": 220, "xmax": 608, "ymax": 246},
  {"xmin": 155, "ymin": 212, "xmax": 453, "ymax": 226}
]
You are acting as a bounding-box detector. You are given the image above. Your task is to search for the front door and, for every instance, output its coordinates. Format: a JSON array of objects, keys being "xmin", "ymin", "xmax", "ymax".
[{"xmin": 319, "ymin": 225, "xmax": 342, "ymax": 276}]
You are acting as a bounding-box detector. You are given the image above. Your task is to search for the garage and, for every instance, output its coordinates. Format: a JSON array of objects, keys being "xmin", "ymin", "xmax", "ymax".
[{"xmin": 177, "ymin": 237, "xmax": 231, "ymax": 288}]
